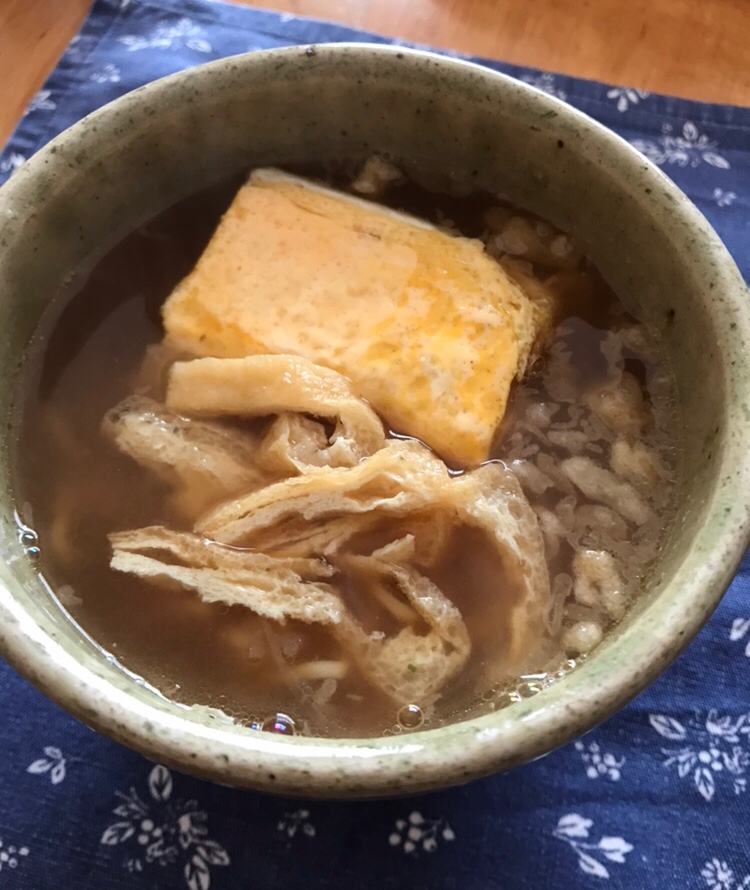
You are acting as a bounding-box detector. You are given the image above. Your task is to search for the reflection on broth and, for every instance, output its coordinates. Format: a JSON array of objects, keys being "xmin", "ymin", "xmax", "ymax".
[{"xmin": 12, "ymin": 158, "xmax": 680, "ymax": 738}]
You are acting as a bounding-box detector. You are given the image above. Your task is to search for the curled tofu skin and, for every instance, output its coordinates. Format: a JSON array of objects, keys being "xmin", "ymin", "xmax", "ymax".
[
  {"xmin": 107, "ymin": 165, "xmax": 557, "ymax": 713},
  {"xmin": 166, "ymin": 354, "xmax": 386, "ymax": 471},
  {"xmin": 337, "ymin": 539, "xmax": 471, "ymax": 702},
  {"xmin": 102, "ymin": 396, "xmax": 271, "ymax": 518},
  {"xmin": 110, "ymin": 526, "xmax": 341, "ymax": 625},
  {"xmin": 197, "ymin": 442, "xmax": 549, "ymax": 668}
]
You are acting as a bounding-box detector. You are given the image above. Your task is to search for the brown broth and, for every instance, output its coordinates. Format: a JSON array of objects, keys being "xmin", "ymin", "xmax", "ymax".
[{"xmin": 11, "ymin": 170, "xmax": 680, "ymax": 738}]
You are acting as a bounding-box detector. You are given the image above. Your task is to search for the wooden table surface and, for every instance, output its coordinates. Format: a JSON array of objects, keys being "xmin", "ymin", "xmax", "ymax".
[{"xmin": 1, "ymin": 0, "xmax": 749, "ymax": 147}]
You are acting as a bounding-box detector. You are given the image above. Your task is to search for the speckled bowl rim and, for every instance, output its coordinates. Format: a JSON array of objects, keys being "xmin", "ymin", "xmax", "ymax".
[{"xmin": 1, "ymin": 44, "xmax": 749, "ymax": 797}]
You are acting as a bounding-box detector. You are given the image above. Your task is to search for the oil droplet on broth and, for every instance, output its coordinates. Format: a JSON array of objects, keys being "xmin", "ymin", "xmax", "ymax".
[{"xmin": 261, "ymin": 712, "xmax": 296, "ymax": 735}]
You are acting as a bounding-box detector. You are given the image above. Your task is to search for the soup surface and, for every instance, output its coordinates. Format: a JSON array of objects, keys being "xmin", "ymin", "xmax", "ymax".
[{"xmin": 12, "ymin": 160, "xmax": 680, "ymax": 738}]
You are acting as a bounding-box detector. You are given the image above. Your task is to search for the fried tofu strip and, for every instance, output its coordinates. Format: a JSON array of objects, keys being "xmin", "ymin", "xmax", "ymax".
[
  {"xmin": 102, "ymin": 396, "xmax": 270, "ymax": 518},
  {"xmin": 198, "ymin": 440, "xmax": 549, "ymax": 667},
  {"xmin": 166, "ymin": 354, "xmax": 385, "ymax": 471}
]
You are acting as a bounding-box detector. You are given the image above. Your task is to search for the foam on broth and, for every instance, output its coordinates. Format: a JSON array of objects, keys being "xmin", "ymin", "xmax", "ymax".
[{"xmin": 11, "ymin": 165, "xmax": 680, "ymax": 738}]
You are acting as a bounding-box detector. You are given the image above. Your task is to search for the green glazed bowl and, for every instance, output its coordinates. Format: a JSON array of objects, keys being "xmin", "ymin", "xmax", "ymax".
[{"xmin": 0, "ymin": 44, "xmax": 748, "ymax": 798}]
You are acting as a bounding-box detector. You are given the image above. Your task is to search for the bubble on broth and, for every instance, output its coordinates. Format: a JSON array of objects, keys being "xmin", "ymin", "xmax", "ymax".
[
  {"xmin": 516, "ymin": 681, "xmax": 544, "ymax": 699},
  {"xmin": 495, "ymin": 691, "xmax": 523, "ymax": 709},
  {"xmin": 14, "ymin": 511, "xmax": 41, "ymax": 560},
  {"xmin": 262, "ymin": 713, "xmax": 296, "ymax": 736},
  {"xmin": 397, "ymin": 704, "xmax": 424, "ymax": 729},
  {"xmin": 19, "ymin": 530, "xmax": 38, "ymax": 548}
]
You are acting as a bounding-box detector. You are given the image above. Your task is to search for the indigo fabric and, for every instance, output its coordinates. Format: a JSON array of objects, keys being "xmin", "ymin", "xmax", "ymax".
[{"xmin": 1, "ymin": 1, "xmax": 749, "ymax": 887}]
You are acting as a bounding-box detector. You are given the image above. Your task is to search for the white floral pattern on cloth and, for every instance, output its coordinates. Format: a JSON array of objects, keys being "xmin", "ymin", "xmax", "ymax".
[
  {"xmin": 630, "ymin": 122, "xmax": 730, "ymax": 168},
  {"xmin": 277, "ymin": 809, "xmax": 316, "ymax": 840},
  {"xmin": 90, "ymin": 63, "xmax": 121, "ymax": 84},
  {"xmin": 553, "ymin": 814, "xmax": 633, "ymax": 879},
  {"xmin": 26, "ymin": 746, "xmax": 66, "ymax": 785},
  {"xmin": 388, "ymin": 811, "xmax": 455, "ymax": 855},
  {"xmin": 0, "ymin": 839, "xmax": 29, "ymax": 873},
  {"xmin": 101, "ymin": 764, "xmax": 229, "ymax": 889},
  {"xmin": 519, "ymin": 73, "xmax": 567, "ymax": 102},
  {"xmin": 606, "ymin": 87, "xmax": 650, "ymax": 112},
  {"xmin": 574, "ymin": 740, "xmax": 625, "ymax": 781},
  {"xmin": 66, "ymin": 35, "xmax": 85, "ymax": 62},
  {"xmin": 650, "ymin": 711, "xmax": 750, "ymax": 801},
  {"xmin": 66, "ymin": 33, "xmax": 97, "ymax": 64},
  {"xmin": 0, "ymin": 153, "xmax": 26, "ymax": 175},
  {"xmin": 24, "ymin": 90, "xmax": 56, "ymax": 115},
  {"xmin": 702, "ymin": 858, "xmax": 750, "ymax": 890},
  {"xmin": 730, "ymin": 617, "xmax": 750, "ymax": 653},
  {"xmin": 118, "ymin": 17, "xmax": 212, "ymax": 53}
]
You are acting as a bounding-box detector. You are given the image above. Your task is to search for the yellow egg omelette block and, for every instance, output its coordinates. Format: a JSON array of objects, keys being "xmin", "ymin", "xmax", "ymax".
[{"xmin": 162, "ymin": 169, "xmax": 547, "ymax": 467}]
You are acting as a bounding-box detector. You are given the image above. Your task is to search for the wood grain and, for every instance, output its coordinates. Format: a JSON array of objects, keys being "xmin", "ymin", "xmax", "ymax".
[
  {"xmin": 0, "ymin": 0, "xmax": 91, "ymax": 144},
  {"xmin": 1, "ymin": 0, "xmax": 749, "ymax": 147}
]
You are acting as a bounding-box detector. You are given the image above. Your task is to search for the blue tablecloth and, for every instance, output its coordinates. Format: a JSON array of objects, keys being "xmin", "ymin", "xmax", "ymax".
[{"xmin": 2, "ymin": 1, "xmax": 749, "ymax": 887}]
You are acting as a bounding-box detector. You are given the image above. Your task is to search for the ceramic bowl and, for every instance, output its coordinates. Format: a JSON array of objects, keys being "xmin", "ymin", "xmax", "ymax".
[{"xmin": 0, "ymin": 44, "xmax": 748, "ymax": 798}]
